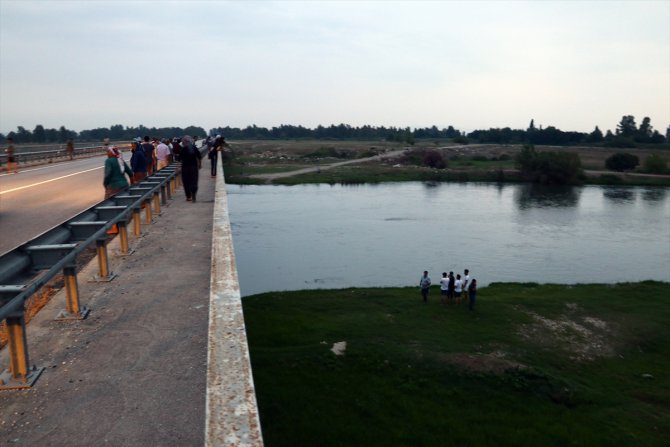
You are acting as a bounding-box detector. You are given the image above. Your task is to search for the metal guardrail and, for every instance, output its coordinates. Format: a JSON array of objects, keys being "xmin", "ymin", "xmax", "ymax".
[
  {"xmin": 0, "ymin": 164, "xmax": 181, "ymax": 389},
  {"xmin": 0, "ymin": 142, "xmax": 133, "ymax": 165}
]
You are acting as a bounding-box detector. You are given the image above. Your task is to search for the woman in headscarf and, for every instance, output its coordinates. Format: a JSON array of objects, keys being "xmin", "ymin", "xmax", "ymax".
[
  {"xmin": 104, "ymin": 146, "xmax": 133, "ymax": 199},
  {"xmin": 130, "ymin": 139, "xmax": 148, "ymax": 183},
  {"xmin": 179, "ymin": 135, "xmax": 202, "ymax": 202}
]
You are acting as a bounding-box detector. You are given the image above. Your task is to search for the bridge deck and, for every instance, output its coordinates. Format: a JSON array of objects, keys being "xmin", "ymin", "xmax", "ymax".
[{"xmin": 0, "ymin": 168, "xmax": 260, "ymax": 445}]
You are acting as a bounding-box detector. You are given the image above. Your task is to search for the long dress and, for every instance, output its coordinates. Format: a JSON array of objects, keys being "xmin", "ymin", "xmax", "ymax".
[
  {"xmin": 180, "ymin": 143, "xmax": 202, "ymax": 200},
  {"xmin": 104, "ymin": 156, "xmax": 132, "ymax": 199}
]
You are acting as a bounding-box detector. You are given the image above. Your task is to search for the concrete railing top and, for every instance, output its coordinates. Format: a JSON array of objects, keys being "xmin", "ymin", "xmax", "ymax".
[{"xmin": 205, "ymin": 162, "xmax": 264, "ymax": 447}]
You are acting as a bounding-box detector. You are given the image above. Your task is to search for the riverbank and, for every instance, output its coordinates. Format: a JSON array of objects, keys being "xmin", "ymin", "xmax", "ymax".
[
  {"xmin": 243, "ymin": 281, "xmax": 670, "ymax": 447},
  {"xmin": 221, "ymin": 140, "xmax": 670, "ymax": 186}
]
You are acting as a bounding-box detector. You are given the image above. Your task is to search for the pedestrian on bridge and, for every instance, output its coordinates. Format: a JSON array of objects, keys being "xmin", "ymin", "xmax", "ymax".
[
  {"xmin": 130, "ymin": 140, "xmax": 148, "ymax": 183},
  {"xmin": 104, "ymin": 146, "xmax": 133, "ymax": 199},
  {"xmin": 156, "ymin": 138, "xmax": 171, "ymax": 171},
  {"xmin": 141, "ymin": 136, "xmax": 155, "ymax": 175},
  {"xmin": 5, "ymin": 137, "xmax": 17, "ymax": 173},
  {"xmin": 180, "ymin": 135, "xmax": 202, "ymax": 202}
]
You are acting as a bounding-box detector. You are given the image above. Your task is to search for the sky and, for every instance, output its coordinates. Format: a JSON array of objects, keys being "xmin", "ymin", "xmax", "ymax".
[{"xmin": 1, "ymin": 0, "xmax": 668, "ymax": 135}]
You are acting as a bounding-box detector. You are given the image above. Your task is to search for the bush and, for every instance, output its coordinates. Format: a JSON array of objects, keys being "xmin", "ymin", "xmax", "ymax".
[
  {"xmin": 515, "ymin": 144, "xmax": 583, "ymax": 185},
  {"xmin": 643, "ymin": 154, "xmax": 668, "ymax": 174},
  {"xmin": 453, "ymin": 136, "xmax": 469, "ymax": 145},
  {"xmin": 605, "ymin": 152, "xmax": 639, "ymax": 172},
  {"xmin": 422, "ymin": 150, "xmax": 447, "ymax": 169}
]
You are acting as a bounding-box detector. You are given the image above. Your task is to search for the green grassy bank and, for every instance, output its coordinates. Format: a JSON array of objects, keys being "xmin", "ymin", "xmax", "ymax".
[{"xmin": 243, "ymin": 282, "xmax": 670, "ymax": 446}]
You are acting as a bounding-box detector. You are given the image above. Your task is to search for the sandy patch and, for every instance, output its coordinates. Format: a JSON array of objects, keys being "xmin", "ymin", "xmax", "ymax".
[
  {"xmin": 331, "ymin": 341, "xmax": 347, "ymax": 356},
  {"xmin": 518, "ymin": 310, "xmax": 614, "ymax": 361}
]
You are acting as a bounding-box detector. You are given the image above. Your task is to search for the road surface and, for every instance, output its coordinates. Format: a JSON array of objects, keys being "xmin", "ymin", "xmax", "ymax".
[{"xmin": 0, "ymin": 153, "xmax": 128, "ymax": 255}]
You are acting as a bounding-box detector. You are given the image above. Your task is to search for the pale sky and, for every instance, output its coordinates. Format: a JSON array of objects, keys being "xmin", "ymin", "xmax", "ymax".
[{"xmin": 1, "ymin": 0, "xmax": 668, "ymax": 135}]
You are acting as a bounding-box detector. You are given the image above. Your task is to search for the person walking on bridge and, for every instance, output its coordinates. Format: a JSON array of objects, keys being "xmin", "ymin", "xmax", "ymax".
[
  {"xmin": 156, "ymin": 138, "xmax": 171, "ymax": 171},
  {"xmin": 180, "ymin": 135, "xmax": 202, "ymax": 202},
  {"xmin": 140, "ymin": 136, "xmax": 155, "ymax": 175},
  {"xmin": 130, "ymin": 139, "xmax": 148, "ymax": 183},
  {"xmin": 104, "ymin": 146, "xmax": 133, "ymax": 199},
  {"xmin": 4, "ymin": 137, "xmax": 17, "ymax": 173}
]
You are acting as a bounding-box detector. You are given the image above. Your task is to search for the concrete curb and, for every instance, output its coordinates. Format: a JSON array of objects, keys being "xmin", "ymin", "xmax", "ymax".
[{"xmin": 205, "ymin": 162, "xmax": 263, "ymax": 446}]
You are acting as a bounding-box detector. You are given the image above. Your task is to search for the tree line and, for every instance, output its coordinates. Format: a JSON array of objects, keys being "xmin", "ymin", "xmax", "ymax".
[
  {"xmin": 0, "ymin": 124, "xmax": 206, "ymax": 144},
  {"xmin": 2, "ymin": 115, "xmax": 667, "ymax": 147}
]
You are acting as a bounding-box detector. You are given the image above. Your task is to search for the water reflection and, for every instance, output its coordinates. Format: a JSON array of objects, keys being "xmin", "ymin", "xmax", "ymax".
[
  {"xmin": 603, "ymin": 187, "xmax": 636, "ymax": 203},
  {"xmin": 641, "ymin": 187, "xmax": 667, "ymax": 203},
  {"xmin": 227, "ymin": 182, "xmax": 670, "ymax": 296},
  {"xmin": 514, "ymin": 184, "xmax": 581, "ymax": 209}
]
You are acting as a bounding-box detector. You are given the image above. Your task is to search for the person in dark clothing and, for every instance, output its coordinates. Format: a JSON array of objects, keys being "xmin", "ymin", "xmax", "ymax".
[
  {"xmin": 207, "ymin": 136, "xmax": 218, "ymax": 177},
  {"xmin": 141, "ymin": 136, "xmax": 155, "ymax": 175},
  {"xmin": 180, "ymin": 135, "xmax": 202, "ymax": 202},
  {"xmin": 130, "ymin": 140, "xmax": 148, "ymax": 183},
  {"xmin": 447, "ymin": 271, "xmax": 455, "ymax": 303}
]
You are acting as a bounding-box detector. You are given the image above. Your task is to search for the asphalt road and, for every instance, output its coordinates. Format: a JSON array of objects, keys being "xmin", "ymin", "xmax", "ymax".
[{"xmin": 0, "ymin": 153, "xmax": 128, "ymax": 255}]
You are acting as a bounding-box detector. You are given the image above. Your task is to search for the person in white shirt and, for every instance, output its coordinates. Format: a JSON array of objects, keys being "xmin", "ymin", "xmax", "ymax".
[
  {"xmin": 155, "ymin": 139, "xmax": 171, "ymax": 170},
  {"xmin": 454, "ymin": 274, "xmax": 463, "ymax": 304},
  {"xmin": 462, "ymin": 269, "xmax": 470, "ymax": 301},
  {"xmin": 439, "ymin": 272, "xmax": 449, "ymax": 305}
]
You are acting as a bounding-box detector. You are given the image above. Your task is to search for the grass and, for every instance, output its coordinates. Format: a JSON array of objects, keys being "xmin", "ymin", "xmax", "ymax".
[
  {"xmin": 221, "ymin": 141, "xmax": 670, "ymax": 186},
  {"xmin": 243, "ymin": 281, "xmax": 670, "ymax": 447}
]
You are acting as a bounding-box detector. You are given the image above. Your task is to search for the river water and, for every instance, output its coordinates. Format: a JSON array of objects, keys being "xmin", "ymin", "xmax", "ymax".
[{"xmin": 226, "ymin": 182, "xmax": 670, "ymax": 297}]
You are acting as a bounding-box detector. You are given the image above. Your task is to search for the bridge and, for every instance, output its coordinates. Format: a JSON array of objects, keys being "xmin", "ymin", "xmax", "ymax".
[{"xmin": 0, "ymin": 151, "xmax": 263, "ymax": 446}]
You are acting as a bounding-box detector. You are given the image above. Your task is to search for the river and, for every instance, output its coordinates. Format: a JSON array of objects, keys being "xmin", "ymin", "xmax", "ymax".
[{"xmin": 226, "ymin": 182, "xmax": 670, "ymax": 297}]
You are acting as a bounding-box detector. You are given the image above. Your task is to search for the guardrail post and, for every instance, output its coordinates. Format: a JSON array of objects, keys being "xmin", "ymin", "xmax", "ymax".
[
  {"xmin": 133, "ymin": 207, "xmax": 142, "ymax": 237},
  {"xmin": 153, "ymin": 191, "xmax": 161, "ymax": 215},
  {"xmin": 144, "ymin": 198, "xmax": 153, "ymax": 224},
  {"xmin": 171, "ymin": 176, "xmax": 177, "ymax": 194},
  {"xmin": 92, "ymin": 238, "xmax": 117, "ymax": 282},
  {"xmin": 56, "ymin": 266, "xmax": 90, "ymax": 320},
  {"xmin": 117, "ymin": 220, "xmax": 134, "ymax": 256},
  {"xmin": 160, "ymin": 184, "xmax": 168, "ymax": 204},
  {"xmin": 0, "ymin": 312, "xmax": 45, "ymax": 389}
]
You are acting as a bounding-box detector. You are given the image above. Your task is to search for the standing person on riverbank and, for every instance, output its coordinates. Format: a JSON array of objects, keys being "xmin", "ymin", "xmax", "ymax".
[
  {"xmin": 454, "ymin": 274, "xmax": 463, "ymax": 304},
  {"xmin": 447, "ymin": 272, "xmax": 455, "ymax": 303},
  {"xmin": 180, "ymin": 135, "xmax": 202, "ymax": 202},
  {"xmin": 419, "ymin": 271, "xmax": 431, "ymax": 303},
  {"xmin": 4, "ymin": 137, "xmax": 17, "ymax": 173},
  {"xmin": 462, "ymin": 269, "xmax": 470, "ymax": 302},
  {"xmin": 439, "ymin": 272, "xmax": 449, "ymax": 305},
  {"xmin": 468, "ymin": 279, "xmax": 477, "ymax": 311}
]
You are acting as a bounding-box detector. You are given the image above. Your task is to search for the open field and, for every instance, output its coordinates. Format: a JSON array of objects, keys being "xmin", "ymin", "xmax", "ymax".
[
  {"xmin": 243, "ymin": 281, "xmax": 670, "ymax": 447},
  {"xmin": 221, "ymin": 140, "xmax": 670, "ymax": 186}
]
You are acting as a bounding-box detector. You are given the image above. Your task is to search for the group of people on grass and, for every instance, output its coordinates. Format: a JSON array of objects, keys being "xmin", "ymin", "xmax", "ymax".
[{"xmin": 419, "ymin": 269, "xmax": 477, "ymax": 311}]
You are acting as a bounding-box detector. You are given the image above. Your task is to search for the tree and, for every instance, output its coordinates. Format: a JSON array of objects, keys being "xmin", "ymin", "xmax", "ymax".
[
  {"xmin": 616, "ymin": 115, "xmax": 637, "ymax": 137},
  {"xmin": 587, "ymin": 126, "xmax": 604, "ymax": 143},
  {"xmin": 605, "ymin": 153, "xmax": 639, "ymax": 171},
  {"xmin": 515, "ymin": 144, "xmax": 583, "ymax": 184},
  {"xmin": 527, "ymin": 119, "xmax": 536, "ymax": 132},
  {"xmin": 636, "ymin": 117, "xmax": 652, "ymax": 142},
  {"xmin": 33, "ymin": 125, "xmax": 46, "ymax": 143}
]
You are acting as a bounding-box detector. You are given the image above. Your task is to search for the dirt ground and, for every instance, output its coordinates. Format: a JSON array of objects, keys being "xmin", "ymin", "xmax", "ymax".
[{"xmin": 227, "ymin": 140, "xmax": 669, "ymax": 172}]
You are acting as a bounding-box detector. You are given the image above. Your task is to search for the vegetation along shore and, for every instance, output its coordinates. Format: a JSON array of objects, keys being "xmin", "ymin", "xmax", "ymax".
[{"xmin": 243, "ymin": 281, "xmax": 670, "ymax": 447}]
